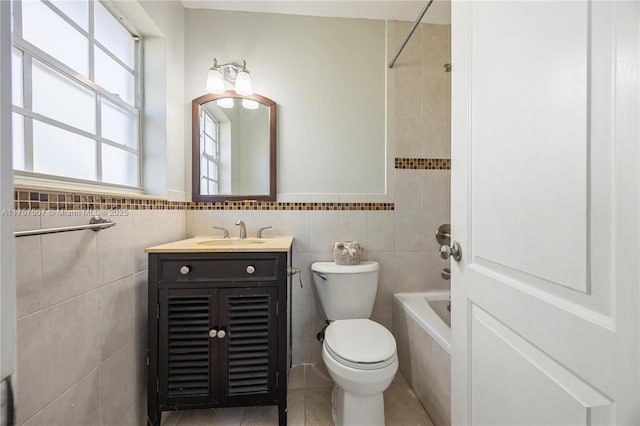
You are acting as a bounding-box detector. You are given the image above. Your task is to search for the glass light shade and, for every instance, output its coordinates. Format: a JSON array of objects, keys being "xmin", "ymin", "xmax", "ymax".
[
  {"xmin": 206, "ymin": 68, "xmax": 225, "ymax": 94},
  {"xmin": 242, "ymin": 99, "xmax": 259, "ymax": 110},
  {"xmin": 234, "ymin": 70, "xmax": 253, "ymax": 95},
  {"xmin": 216, "ymin": 98, "xmax": 234, "ymax": 109}
]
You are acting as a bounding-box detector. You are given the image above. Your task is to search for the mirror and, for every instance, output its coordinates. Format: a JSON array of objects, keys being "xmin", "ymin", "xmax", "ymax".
[{"xmin": 192, "ymin": 91, "xmax": 276, "ymax": 201}]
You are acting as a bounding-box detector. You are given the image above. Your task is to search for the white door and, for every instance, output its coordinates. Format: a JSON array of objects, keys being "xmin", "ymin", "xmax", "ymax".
[{"xmin": 450, "ymin": 1, "xmax": 639, "ymax": 424}]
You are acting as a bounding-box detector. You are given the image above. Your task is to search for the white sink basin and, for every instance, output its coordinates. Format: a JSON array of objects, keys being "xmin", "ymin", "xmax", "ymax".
[{"xmin": 197, "ymin": 238, "xmax": 267, "ymax": 246}]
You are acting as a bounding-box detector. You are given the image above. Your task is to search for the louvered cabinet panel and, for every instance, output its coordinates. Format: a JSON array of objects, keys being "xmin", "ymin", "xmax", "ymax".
[
  {"xmin": 218, "ymin": 287, "xmax": 278, "ymax": 405},
  {"xmin": 158, "ymin": 289, "xmax": 217, "ymax": 407}
]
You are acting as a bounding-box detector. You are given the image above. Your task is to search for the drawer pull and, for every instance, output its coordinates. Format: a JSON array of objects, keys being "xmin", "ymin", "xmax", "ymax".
[
  {"xmin": 209, "ymin": 329, "xmax": 218, "ymax": 338},
  {"xmin": 179, "ymin": 266, "xmax": 191, "ymax": 275},
  {"xmin": 246, "ymin": 265, "xmax": 256, "ymax": 274},
  {"xmin": 216, "ymin": 329, "xmax": 226, "ymax": 339}
]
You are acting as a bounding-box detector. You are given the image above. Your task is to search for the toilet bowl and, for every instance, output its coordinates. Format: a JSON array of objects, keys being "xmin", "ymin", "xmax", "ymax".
[
  {"xmin": 311, "ymin": 261, "xmax": 398, "ymax": 426},
  {"xmin": 321, "ymin": 319, "xmax": 398, "ymax": 426}
]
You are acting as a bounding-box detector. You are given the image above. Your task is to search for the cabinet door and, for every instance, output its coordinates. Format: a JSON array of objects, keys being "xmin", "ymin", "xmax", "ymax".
[
  {"xmin": 158, "ymin": 288, "xmax": 218, "ymax": 408},
  {"xmin": 217, "ymin": 287, "xmax": 279, "ymax": 405}
]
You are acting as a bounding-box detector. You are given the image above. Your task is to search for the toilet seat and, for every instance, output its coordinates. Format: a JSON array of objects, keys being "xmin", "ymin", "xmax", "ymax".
[{"xmin": 324, "ymin": 319, "xmax": 397, "ymax": 370}]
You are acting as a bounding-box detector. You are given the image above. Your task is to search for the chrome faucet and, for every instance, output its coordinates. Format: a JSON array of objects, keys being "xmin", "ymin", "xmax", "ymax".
[
  {"xmin": 211, "ymin": 226, "xmax": 229, "ymax": 238},
  {"xmin": 257, "ymin": 226, "xmax": 272, "ymax": 238},
  {"xmin": 235, "ymin": 220, "xmax": 247, "ymax": 239}
]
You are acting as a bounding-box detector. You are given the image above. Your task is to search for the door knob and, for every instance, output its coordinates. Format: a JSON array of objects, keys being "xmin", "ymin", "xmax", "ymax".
[
  {"xmin": 216, "ymin": 329, "xmax": 226, "ymax": 339},
  {"xmin": 209, "ymin": 329, "xmax": 218, "ymax": 338},
  {"xmin": 439, "ymin": 241, "xmax": 462, "ymax": 261}
]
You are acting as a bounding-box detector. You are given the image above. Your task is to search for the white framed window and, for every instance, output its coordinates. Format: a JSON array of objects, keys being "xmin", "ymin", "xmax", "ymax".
[
  {"xmin": 11, "ymin": 0, "xmax": 142, "ymax": 189},
  {"xmin": 200, "ymin": 108, "xmax": 219, "ymax": 195}
]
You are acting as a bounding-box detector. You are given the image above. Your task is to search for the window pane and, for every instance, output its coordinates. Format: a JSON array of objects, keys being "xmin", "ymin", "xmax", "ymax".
[
  {"xmin": 201, "ymin": 177, "xmax": 209, "ymax": 195},
  {"xmin": 200, "ymin": 178, "xmax": 219, "ymax": 196},
  {"xmin": 204, "ymin": 135, "xmax": 215, "ymax": 156},
  {"xmin": 32, "ymin": 60, "xmax": 95, "ymax": 133},
  {"xmin": 204, "ymin": 113, "xmax": 213, "ymax": 134},
  {"xmin": 201, "ymin": 157, "xmax": 208, "ymax": 178},
  {"xmin": 94, "ymin": 2, "xmax": 134, "ymax": 69},
  {"xmin": 101, "ymin": 100, "xmax": 137, "ymax": 148},
  {"xmin": 209, "ymin": 161, "xmax": 218, "ymax": 179},
  {"xmin": 102, "ymin": 144, "xmax": 138, "ymax": 187},
  {"xmin": 12, "ymin": 114, "xmax": 25, "ymax": 170},
  {"xmin": 11, "ymin": 47, "xmax": 23, "ymax": 107},
  {"xmin": 22, "ymin": 0, "xmax": 89, "ymax": 77},
  {"xmin": 51, "ymin": 0, "xmax": 88, "ymax": 31},
  {"xmin": 33, "ymin": 120, "xmax": 96, "ymax": 180},
  {"xmin": 94, "ymin": 46, "xmax": 134, "ymax": 105}
]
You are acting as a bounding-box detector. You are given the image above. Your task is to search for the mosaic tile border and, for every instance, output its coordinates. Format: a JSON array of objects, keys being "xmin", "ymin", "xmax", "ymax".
[
  {"xmin": 395, "ymin": 158, "xmax": 451, "ymax": 170},
  {"xmin": 12, "ymin": 189, "xmax": 394, "ymax": 211}
]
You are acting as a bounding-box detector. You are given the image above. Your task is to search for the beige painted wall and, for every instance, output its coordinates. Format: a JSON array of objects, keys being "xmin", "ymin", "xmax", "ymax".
[{"xmin": 184, "ymin": 9, "xmax": 386, "ymax": 196}]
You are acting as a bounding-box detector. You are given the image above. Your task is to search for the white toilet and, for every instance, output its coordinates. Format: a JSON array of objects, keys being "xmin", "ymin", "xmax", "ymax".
[{"xmin": 311, "ymin": 261, "xmax": 398, "ymax": 426}]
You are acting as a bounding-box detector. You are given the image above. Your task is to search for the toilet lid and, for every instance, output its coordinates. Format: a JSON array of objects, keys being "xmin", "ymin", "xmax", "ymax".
[{"xmin": 324, "ymin": 319, "xmax": 397, "ymax": 367}]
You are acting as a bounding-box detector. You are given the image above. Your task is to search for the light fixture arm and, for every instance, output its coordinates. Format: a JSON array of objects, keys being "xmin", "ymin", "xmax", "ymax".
[{"xmin": 211, "ymin": 58, "xmax": 249, "ymax": 75}]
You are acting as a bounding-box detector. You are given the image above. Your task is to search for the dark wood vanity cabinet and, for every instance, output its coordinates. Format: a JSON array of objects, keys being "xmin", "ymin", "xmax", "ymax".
[{"xmin": 147, "ymin": 251, "xmax": 290, "ymax": 426}]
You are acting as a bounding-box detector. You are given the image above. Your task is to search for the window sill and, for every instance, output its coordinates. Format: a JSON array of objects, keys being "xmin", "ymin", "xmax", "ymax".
[{"xmin": 14, "ymin": 172, "xmax": 168, "ymax": 201}]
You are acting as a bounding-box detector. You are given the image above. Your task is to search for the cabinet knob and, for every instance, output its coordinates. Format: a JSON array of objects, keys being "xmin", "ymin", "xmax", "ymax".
[
  {"xmin": 246, "ymin": 265, "xmax": 256, "ymax": 274},
  {"xmin": 216, "ymin": 329, "xmax": 226, "ymax": 339},
  {"xmin": 179, "ymin": 266, "xmax": 190, "ymax": 275},
  {"xmin": 209, "ymin": 329, "xmax": 218, "ymax": 338}
]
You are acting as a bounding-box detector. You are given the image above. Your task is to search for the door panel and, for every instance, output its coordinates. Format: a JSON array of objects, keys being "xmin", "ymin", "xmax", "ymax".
[
  {"xmin": 451, "ymin": 1, "xmax": 639, "ymax": 423},
  {"xmin": 470, "ymin": 304, "xmax": 612, "ymax": 425},
  {"xmin": 469, "ymin": 0, "xmax": 617, "ymax": 316},
  {"xmin": 218, "ymin": 286, "xmax": 278, "ymax": 405},
  {"xmin": 471, "ymin": 0, "xmax": 589, "ymax": 292},
  {"xmin": 159, "ymin": 288, "xmax": 217, "ymax": 407}
]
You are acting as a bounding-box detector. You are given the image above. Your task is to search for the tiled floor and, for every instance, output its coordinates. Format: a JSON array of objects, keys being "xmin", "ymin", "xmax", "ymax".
[{"xmin": 162, "ymin": 363, "xmax": 434, "ymax": 426}]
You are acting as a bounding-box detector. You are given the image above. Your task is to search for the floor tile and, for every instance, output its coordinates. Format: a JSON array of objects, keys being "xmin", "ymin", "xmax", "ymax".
[
  {"xmin": 161, "ymin": 410, "xmax": 183, "ymax": 426},
  {"xmin": 289, "ymin": 364, "xmax": 305, "ymax": 390},
  {"xmin": 384, "ymin": 381, "xmax": 434, "ymax": 426},
  {"xmin": 304, "ymin": 363, "xmax": 333, "ymax": 390},
  {"xmin": 163, "ymin": 364, "xmax": 433, "ymax": 426},
  {"xmin": 305, "ymin": 388, "xmax": 334, "ymax": 426},
  {"xmin": 240, "ymin": 405, "xmax": 279, "ymax": 425},
  {"xmin": 177, "ymin": 407, "xmax": 245, "ymax": 426},
  {"xmin": 287, "ymin": 389, "xmax": 306, "ymax": 426}
]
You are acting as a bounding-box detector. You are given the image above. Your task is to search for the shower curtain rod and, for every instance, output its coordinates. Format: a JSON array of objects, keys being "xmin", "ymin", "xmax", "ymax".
[{"xmin": 388, "ymin": 0, "xmax": 436, "ymax": 68}]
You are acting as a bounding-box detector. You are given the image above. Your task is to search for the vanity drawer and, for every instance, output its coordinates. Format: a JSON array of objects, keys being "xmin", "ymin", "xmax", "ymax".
[{"xmin": 160, "ymin": 258, "xmax": 278, "ymax": 282}]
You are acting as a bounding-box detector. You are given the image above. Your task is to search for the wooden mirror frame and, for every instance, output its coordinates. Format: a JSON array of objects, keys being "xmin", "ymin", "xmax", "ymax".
[{"xmin": 192, "ymin": 91, "xmax": 277, "ymax": 202}]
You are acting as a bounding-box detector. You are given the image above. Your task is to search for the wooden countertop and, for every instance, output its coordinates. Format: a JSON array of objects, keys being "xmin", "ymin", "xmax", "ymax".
[{"xmin": 144, "ymin": 236, "xmax": 294, "ymax": 253}]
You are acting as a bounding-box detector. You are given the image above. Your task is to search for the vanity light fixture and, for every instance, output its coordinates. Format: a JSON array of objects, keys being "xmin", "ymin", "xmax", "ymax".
[
  {"xmin": 241, "ymin": 99, "xmax": 259, "ymax": 110},
  {"xmin": 216, "ymin": 98, "xmax": 234, "ymax": 109},
  {"xmin": 206, "ymin": 58, "xmax": 254, "ymax": 96},
  {"xmin": 205, "ymin": 65, "xmax": 225, "ymax": 94}
]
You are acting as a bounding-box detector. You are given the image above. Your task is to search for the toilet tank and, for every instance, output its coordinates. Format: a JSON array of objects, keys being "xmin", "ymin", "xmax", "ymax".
[{"xmin": 311, "ymin": 261, "xmax": 380, "ymax": 320}]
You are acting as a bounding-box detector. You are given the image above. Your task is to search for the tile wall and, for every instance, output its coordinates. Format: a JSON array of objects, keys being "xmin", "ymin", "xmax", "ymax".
[
  {"xmin": 14, "ymin": 211, "xmax": 185, "ymax": 426},
  {"xmin": 185, "ymin": 186, "xmax": 450, "ymax": 364}
]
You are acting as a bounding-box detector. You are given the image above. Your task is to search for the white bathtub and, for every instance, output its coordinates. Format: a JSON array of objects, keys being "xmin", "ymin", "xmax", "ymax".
[{"xmin": 393, "ymin": 291, "xmax": 451, "ymax": 426}]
